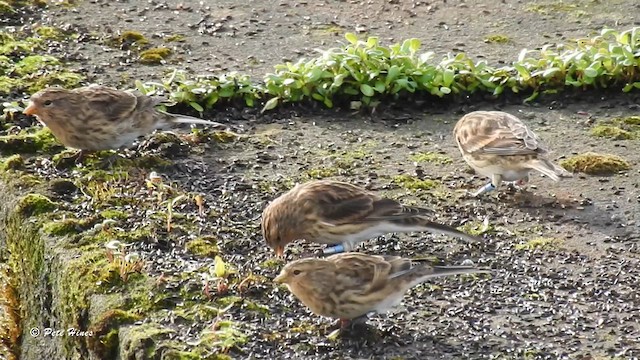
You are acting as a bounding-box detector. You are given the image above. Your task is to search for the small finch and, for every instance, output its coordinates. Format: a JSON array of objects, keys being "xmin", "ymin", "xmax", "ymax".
[
  {"xmin": 22, "ymin": 85, "xmax": 225, "ymax": 151},
  {"xmin": 453, "ymin": 111, "xmax": 572, "ymax": 197},
  {"xmin": 274, "ymin": 252, "xmax": 489, "ymax": 325},
  {"xmin": 261, "ymin": 180, "xmax": 481, "ymax": 256}
]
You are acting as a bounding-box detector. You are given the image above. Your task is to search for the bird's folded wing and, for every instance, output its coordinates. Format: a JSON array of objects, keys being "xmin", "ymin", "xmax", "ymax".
[
  {"xmin": 79, "ymin": 86, "xmax": 138, "ymax": 122},
  {"xmin": 459, "ymin": 117, "xmax": 544, "ymax": 156},
  {"xmin": 332, "ymin": 253, "xmax": 390, "ymax": 292}
]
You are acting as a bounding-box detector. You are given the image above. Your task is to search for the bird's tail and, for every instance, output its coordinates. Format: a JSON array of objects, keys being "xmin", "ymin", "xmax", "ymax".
[
  {"xmin": 405, "ymin": 264, "xmax": 491, "ymax": 288},
  {"xmin": 528, "ymin": 158, "xmax": 573, "ymax": 181},
  {"xmin": 161, "ymin": 110, "xmax": 228, "ymax": 129},
  {"xmin": 390, "ymin": 216, "xmax": 482, "ymax": 243}
]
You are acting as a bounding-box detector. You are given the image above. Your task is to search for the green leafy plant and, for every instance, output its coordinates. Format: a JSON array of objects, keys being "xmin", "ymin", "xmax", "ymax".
[{"xmin": 135, "ymin": 27, "xmax": 639, "ymax": 113}]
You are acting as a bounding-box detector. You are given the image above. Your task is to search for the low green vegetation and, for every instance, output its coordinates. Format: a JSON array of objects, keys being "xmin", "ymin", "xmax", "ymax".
[
  {"xmin": 560, "ymin": 152, "xmax": 631, "ymax": 175},
  {"xmin": 133, "ymin": 27, "xmax": 640, "ymax": 113}
]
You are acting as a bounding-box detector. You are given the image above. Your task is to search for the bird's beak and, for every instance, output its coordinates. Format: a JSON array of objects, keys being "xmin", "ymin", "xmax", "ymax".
[
  {"xmin": 23, "ymin": 102, "xmax": 38, "ymax": 116},
  {"xmin": 274, "ymin": 273, "xmax": 287, "ymax": 284},
  {"xmin": 274, "ymin": 246, "xmax": 285, "ymax": 258}
]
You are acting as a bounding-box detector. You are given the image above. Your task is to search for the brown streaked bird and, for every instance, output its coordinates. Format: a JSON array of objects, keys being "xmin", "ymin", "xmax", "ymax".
[
  {"xmin": 261, "ymin": 180, "xmax": 481, "ymax": 256},
  {"xmin": 274, "ymin": 252, "xmax": 489, "ymax": 326},
  {"xmin": 23, "ymin": 85, "xmax": 225, "ymax": 151},
  {"xmin": 453, "ymin": 111, "xmax": 572, "ymax": 197}
]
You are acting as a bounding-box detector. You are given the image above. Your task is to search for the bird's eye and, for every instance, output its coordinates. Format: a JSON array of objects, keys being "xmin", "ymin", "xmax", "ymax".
[
  {"xmin": 292, "ymin": 270, "xmax": 302, "ymax": 276},
  {"xmin": 43, "ymin": 100, "xmax": 53, "ymax": 107}
]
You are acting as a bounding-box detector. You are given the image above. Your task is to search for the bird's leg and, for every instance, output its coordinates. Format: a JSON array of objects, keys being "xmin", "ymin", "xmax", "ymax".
[
  {"xmin": 515, "ymin": 174, "xmax": 529, "ymax": 188},
  {"xmin": 98, "ymin": 151, "xmax": 126, "ymax": 169},
  {"xmin": 73, "ymin": 150, "xmax": 88, "ymax": 164},
  {"xmin": 473, "ymin": 174, "xmax": 502, "ymax": 197}
]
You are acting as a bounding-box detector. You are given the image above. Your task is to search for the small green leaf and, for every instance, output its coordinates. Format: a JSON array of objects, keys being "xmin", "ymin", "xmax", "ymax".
[
  {"xmin": 366, "ymin": 37, "xmax": 378, "ymax": 48},
  {"xmin": 343, "ymin": 87, "xmax": 359, "ymax": 95},
  {"xmin": 345, "ymin": 33, "xmax": 358, "ymax": 44},
  {"xmin": 283, "ymin": 78, "xmax": 296, "ymax": 86},
  {"xmin": 387, "ymin": 65, "xmax": 401, "ymax": 84},
  {"xmin": 542, "ymin": 67, "xmax": 560, "ymax": 78},
  {"xmin": 307, "ymin": 68, "xmax": 323, "ymax": 82},
  {"xmin": 360, "ymin": 84, "xmax": 375, "ymax": 97},
  {"xmin": 409, "ymin": 38, "xmax": 421, "ymax": 54},
  {"xmin": 189, "ymin": 102, "xmax": 204, "ymax": 112},
  {"xmin": 261, "ymin": 97, "xmax": 279, "ymax": 113},
  {"xmin": 374, "ymin": 80, "xmax": 385, "ymax": 93},
  {"xmin": 443, "ymin": 69, "xmax": 455, "ymax": 86},
  {"xmin": 219, "ymin": 87, "xmax": 235, "ymax": 98},
  {"xmin": 583, "ymin": 68, "xmax": 599, "ymax": 78},
  {"xmin": 323, "ymin": 97, "xmax": 333, "ymax": 108},
  {"xmin": 439, "ymin": 86, "xmax": 451, "ymax": 95},
  {"xmin": 214, "ymin": 256, "xmax": 226, "ymax": 278}
]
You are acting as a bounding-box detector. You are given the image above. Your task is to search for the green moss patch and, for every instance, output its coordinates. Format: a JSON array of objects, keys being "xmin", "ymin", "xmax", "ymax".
[
  {"xmin": 185, "ymin": 236, "xmax": 219, "ymax": 257},
  {"xmin": 484, "ymin": 34, "xmax": 510, "ymax": 44},
  {"xmin": 392, "ymin": 174, "xmax": 439, "ymax": 190},
  {"xmin": 0, "ymin": 30, "xmax": 83, "ymax": 95},
  {"xmin": 0, "ymin": 155, "xmax": 24, "ymax": 171},
  {"xmin": 515, "ymin": 237, "xmax": 562, "ymax": 251},
  {"xmin": 42, "ymin": 217, "xmax": 93, "ymax": 236},
  {"xmin": 99, "ymin": 210, "xmax": 128, "ymax": 220},
  {"xmin": 560, "ymin": 152, "xmax": 631, "ymax": 175},
  {"xmin": 590, "ymin": 116, "xmax": 640, "ymax": 140},
  {"xmin": 15, "ymin": 193, "xmax": 57, "ymax": 217},
  {"xmin": 410, "ymin": 152, "xmax": 452, "ymax": 165},
  {"xmin": 139, "ymin": 47, "xmax": 172, "ymax": 65},
  {"xmin": 0, "ymin": 127, "xmax": 64, "ymax": 154},
  {"xmin": 109, "ymin": 30, "xmax": 149, "ymax": 51},
  {"xmin": 305, "ymin": 167, "xmax": 338, "ymax": 179}
]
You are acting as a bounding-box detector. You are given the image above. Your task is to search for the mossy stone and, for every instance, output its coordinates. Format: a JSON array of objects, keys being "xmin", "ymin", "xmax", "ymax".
[
  {"xmin": 48, "ymin": 179, "xmax": 78, "ymax": 195},
  {"xmin": 42, "ymin": 218, "xmax": 91, "ymax": 236},
  {"xmin": 87, "ymin": 309, "xmax": 141, "ymax": 359}
]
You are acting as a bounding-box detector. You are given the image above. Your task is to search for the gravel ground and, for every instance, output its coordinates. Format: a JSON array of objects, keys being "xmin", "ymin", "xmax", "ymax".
[{"xmin": 2, "ymin": 0, "xmax": 640, "ymax": 359}]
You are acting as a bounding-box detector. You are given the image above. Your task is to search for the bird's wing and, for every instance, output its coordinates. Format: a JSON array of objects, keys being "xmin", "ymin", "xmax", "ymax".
[
  {"xmin": 307, "ymin": 181, "xmax": 427, "ymax": 225},
  {"xmin": 77, "ymin": 86, "xmax": 139, "ymax": 122},
  {"xmin": 455, "ymin": 111, "xmax": 548, "ymax": 156},
  {"xmin": 306, "ymin": 181, "xmax": 381, "ymax": 225},
  {"xmin": 331, "ymin": 253, "xmax": 390, "ymax": 292}
]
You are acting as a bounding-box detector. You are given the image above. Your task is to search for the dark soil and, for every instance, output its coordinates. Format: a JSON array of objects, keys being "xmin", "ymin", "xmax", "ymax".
[{"xmin": 2, "ymin": 0, "xmax": 640, "ymax": 359}]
